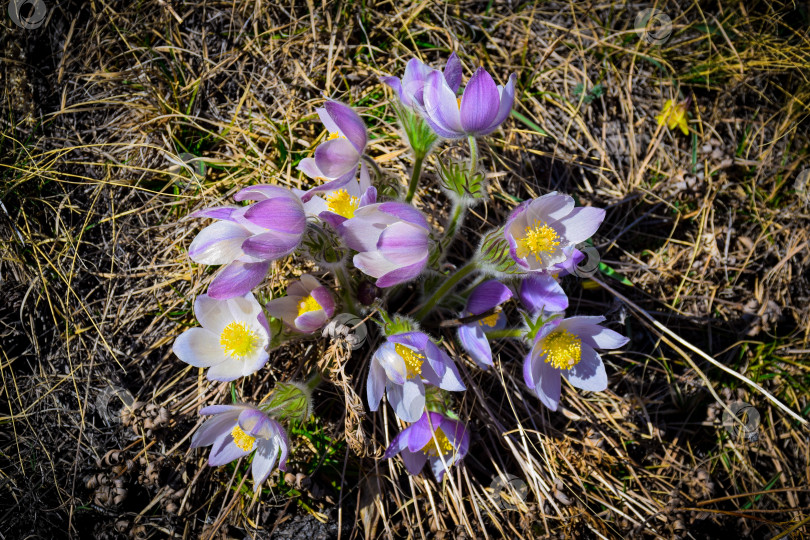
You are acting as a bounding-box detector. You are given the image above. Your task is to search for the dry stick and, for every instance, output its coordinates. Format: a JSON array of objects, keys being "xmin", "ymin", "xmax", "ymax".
[{"xmin": 590, "ymin": 276, "xmax": 808, "ymax": 427}]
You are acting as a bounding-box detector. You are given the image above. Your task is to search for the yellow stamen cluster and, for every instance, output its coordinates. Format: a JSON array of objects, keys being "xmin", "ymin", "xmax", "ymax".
[
  {"xmin": 424, "ymin": 428, "xmax": 454, "ymax": 457},
  {"xmin": 541, "ymin": 329, "xmax": 582, "ymax": 370},
  {"xmin": 327, "ymin": 131, "xmax": 344, "ymax": 140},
  {"xmin": 656, "ymin": 99, "xmax": 689, "ymax": 135},
  {"xmin": 457, "ymin": 97, "xmax": 463, "ymax": 109},
  {"xmin": 220, "ymin": 321, "xmax": 260, "ymax": 358},
  {"xmin": 516, "ymin": 220, "xmax": 560, "ymax": 261},
  {"xmin": 396, "ymin": 343, "xmax": 425, "ymax": 379},
  {"xmin": 478, "ymin": 312, "xmax": 500, "ymax": 328},
  {"xmin": 326, "ymin": 189, "xmax": 360, "ymax": 219},
  {"xmin": 297, "ymin": 295, "xmax": 321, "ymax": 317},
  {"xmin": 231, "ymin": 425, "xmax": 256, "ymax": 451}
]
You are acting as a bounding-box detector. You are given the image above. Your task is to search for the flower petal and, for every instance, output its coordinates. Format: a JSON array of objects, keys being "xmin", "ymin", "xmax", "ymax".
[
  {"xmin": 480, "ymin": 72, "xmax": 517, "ymax": 135},
  {"xmin": 208, "ymin": 261, "xmax": 270, "ymax": 300},
  {"xmin": 188, "ymin": 221, "xmax": 250, "ymax": 265},
  {"xmin": 378, "ymin": 202, "xmax": 429, "ymax": 229},
  {"xmin": 423, "ymin": 70, "xmax": 464, "ymax": 137},
  {"xmin": 467, "ymin": 280, "xmax": 513, "ymax": 315},
  {"xmin": 191, "ymin": 412, "xmax": 239, "ymax": 448},
  {"xmin": 458, "ymin": 324, "xmax": 493, "ymax": 369},
  {"xmin": 443, "ymin": 52, "xmax": 462, "ymax": 92},
  {"xmin": 234, "ymin": 184, "xmax": 296, "ymax": 202},
  {"xmin": 243, "ymin": 197, "xmax": 306, "ymax": 234},
  {"xmin": 555, "ymin": 206, "xmax": 606, "ymax": 244},
  {"xmin": 252, "ymin": 438, "xmax": 279, "ymax": 490},
  {"xmin": 208, "ymin": 439, "xmax": 251, "ymax": 466},
  {"xmin": 377, "ymin": 221, "xmax": 429, "ymax": 265},
  {"xmin": 400, "ymin": 449, "xmax": 428, "ymax": 475},
  {"xmin": 194, "ymin": 294, "xmax": 232, "ymax": 333},
  {"xmin": 324, "ymin": 101, "xmax": 367, "ymax": 152},
  {"xmin": 173, "ymin": 328, "xmax": 224, "ymax": 368},
  {"xmin": 387, "ymin": 379, "xmax": 425, "ymax": 422},
  {"xmin": 460, "ymin": 67, "xmax": 500, "ymax": 134},
  {"xmin": 532, "ymin": 357, "xmax": 562, "ymax": 411},
  {"xmin": 376, "ymin": 258, "xmax": 427, "ymax": 288},
  {"xmin": 240, "ymin": 230, "xmax": 301, "ymax": 260},
  {"xmin": 314, "ymin": 137, "xmax": 360, "ymax": 179},
  {"xmin": 565, "ymin": 345, "xmax": 607, "ymax": 391},
  {"xmin": 519, "ymin": 275, "xmax": 568, "ymax": 314},
  {"xmin": 367, "ymin": 360, "xmax": 387, "ymax": 411}
]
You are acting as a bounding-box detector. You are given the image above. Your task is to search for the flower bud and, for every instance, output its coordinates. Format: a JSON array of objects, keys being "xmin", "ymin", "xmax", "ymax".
[{"xmin": 265, "ymin": 382, "xmax": 313, "ymax": 423}]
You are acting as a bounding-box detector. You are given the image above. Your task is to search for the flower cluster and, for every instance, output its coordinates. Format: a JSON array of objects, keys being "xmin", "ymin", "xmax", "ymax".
[{"xmin": 173, "ymin": 53, "xmax": 629, "ymax": 491}]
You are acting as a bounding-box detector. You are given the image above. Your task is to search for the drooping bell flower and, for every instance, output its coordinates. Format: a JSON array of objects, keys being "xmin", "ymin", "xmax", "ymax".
[
  {"xmin": 296, "ymin": 162, "xmax": 376, "ymax": 228},
  {"xmin": 422, "ymin": 67, "xmax": 517, "ymax": 139},
  {"xmin": 188, "ymin": 186, "xmax": 306, "ymax": 299},
  {"xmin": 382, "ymin": 53, "xmax": 462, "ymax": 110},
  {"xmin": 457, "ymin": 280, "xmax": 512, "ymax": 369},
  {"xmin": 367, "ymin": 332, "xmax": 465, "ymax": 422},
  {"xmin": 519, "ymin": 274, "xmax": 568, "ymax": 315},
  {"xmin": 191, "ymin": 404, "xmax": 289, "ymax": 492},
  {"xmin": 523, "ymin": 316, "xmax": 629, "ymax": 411},
  {"xmin": 298, "ymin": 101, "xmax": 368, "ymax": 202},
  {"xmin": 172, "ymin": 293, "xmax": 270, "ymax": 381},
  {"xmin": 504, "ymin": 192, "xmax": 605, "ymax": 273},
  {"xmin": 384, "ymin": 411, "xmax": 470, "ymax": 481},
  {"xmin": 339, "ymin": 202, "xmax": 430, "ymax": 288},
  {"xmin": 265, "ymin": 274, "xmax": 336, "ymax": 333}
]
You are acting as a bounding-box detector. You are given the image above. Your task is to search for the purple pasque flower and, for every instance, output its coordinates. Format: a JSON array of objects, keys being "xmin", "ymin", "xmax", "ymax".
[
  {"xmin": 367, "ymin": 332, "xmax": 465, "ymax": 422},
  {"xmin": 523, "ymin": 316, "xmax": 629, "ymax": 411},
  {"xmin": 382, "ymin": 53, "xmax": 462, "ymax": 110},
  {"xmin": 519, "ymin": 274, "xmax": 568, "ymax": 315},
  {"xmin": 298, "ymin": 101, "xmax": 368, "ymax": 202},
  {"xmin": 338, "ymin": 202, "xmax": 430, "ymax": 288},
  {"xmin": 504, "ymin": 192, "xmax": 605, "ymax": 273},
  {"xmin": 189, "ymin": 186, "xmax": 306, "ymax": 299},
  {"xmin": 422, "ymin": 66, "xmax": 517, "ymax": 139},
  {"xmin": 265, "ymin": 274, "xmax": 336, "ymax": 333},
  {"xmin": 173, "ymin": 292, "xmax": 271, "ymax": 381},
  {"xmin": 384, "ymin": 411, "xmax": 469, "ymax": 481},
  {"xmin": 296, "ymin": 162, "xmax": 377, "ymax": 228},
  {"xmin": 191, "ymin": 404, "xmax": 289, "ymax": 492},
  {"xmin": 457, "ymin": 280, "xmax": 512, "ymax": 369}
]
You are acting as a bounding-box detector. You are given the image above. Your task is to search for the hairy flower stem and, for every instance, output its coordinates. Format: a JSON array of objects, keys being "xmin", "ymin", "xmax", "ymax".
[
  {"xmin": 412, "ymin": 261, "xmax": 478, "ymax": 321},
  {"xmin": 362, "ymin": 154, "xmax": 384, "ymax": 182},
  {"xmin": 429, "ymin": 202, "xmax": 466, "ymax": 266},
  {"xmin": 405, "ymin": 152, "xmax": 425, "ymax": 203},
  {"xmin": 306, "ymin": 372, "xmax": 323, "ymax": 391},
  {"xmin": 485, "ymin": 329, "xmax": 524, "ymax": 340},
  {"xmin": 468, "ymin": 136, "xmax": 478, "ymax": 173},
  {"xmin": 334, "ymin": 265, "xmax": 358, "ymax": 315}
]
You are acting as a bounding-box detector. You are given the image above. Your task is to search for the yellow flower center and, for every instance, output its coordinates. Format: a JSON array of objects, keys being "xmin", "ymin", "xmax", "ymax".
[
  {"xmin": 424, "ymin": 428, "xmax": 455, "ymax": 457},
  {"xmin": 297, "ymin": 295, "xmax": 321, "ymax": 317},
  {"xmin": 396, "ymin": 343, "xmax": 425, "ymax": 379},
  {"xmin": 326, "ymin": 189, "xmax": 360, "ymax": 219},
  {"xmin": 327, "ymin": 131, "xmax": 344, "ymax": 140},
  {"xmin": 477, "ymin": 311, "xmax": 500, "ymax": 328},
  {"xmin": 516, "ymin": 220, "xmax": 561, "ymax": 261},
  {"xmin": 457, "ymin": 97, "xmax": 462, "ymax": 109},
  {"xmin": 541, "ymin": 329, "xmax": 582, "ymax": 370},
  {"xmin": 231, "ymin": 425, "xmax": 256, "ymax": 451},
  {"xmin": 220, "ymin": 321, "xmax": 260, "ymax": 358}
]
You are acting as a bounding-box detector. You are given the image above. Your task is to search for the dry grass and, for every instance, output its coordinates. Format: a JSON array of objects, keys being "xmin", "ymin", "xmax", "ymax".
[{"xmin": 2, "ymin": 0, "xmax": 810, "ymax": 538}]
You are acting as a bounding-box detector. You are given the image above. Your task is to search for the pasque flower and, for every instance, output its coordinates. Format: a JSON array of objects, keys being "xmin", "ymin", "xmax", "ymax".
[
  {"xmin": 384, "ymin": 411, "xmax": 469, "ymax": 481},
  {"xmin": 265, "ymin": 274, "xmax": 336, "ymax": 333},
  {"xmin": 457, "ymin": 280, "xmax": 512, "ymax": 369},
  {"xmin": 519, "ymin": 274, "xmax": 568, "ymax": 315},
  {"xmin": 298, "ymin": 101, "xmax": 368, "ymax": 202},
  {"xmin": 367, "ymin": 332, "xmax": 465, "ymax": 422},
  {"xmin": 191, "ymin": 404, "xmax": 289, "ymax": 492},
  {"xmin": 382, "ymin": 53, "xmax": 462, "ymax": 110},
  {"xmin": 173, "ymin": 292, "xmax": 270, "ymax": 381},
  {"xmin": 656, "ymin": 98, "xmax": 690, "ymax": 135},
  {"xmin": 505, "ymin": 192, "xmax": 605, "ymax": 273},
  {"xmin": 339, "ymin": 202, "xmax": 430, "ymax": 288},
  {"xmin": 422, "ymin": 66, "xmax": 517, "ymax": 138},
  {"xmin": 297, "ymin": 162, "xmax": 376, "ymax": 228},
  {"xmin": 523, "ymin": 316, "xmax": 629, "ymax": 411},
  {"xmin": 188, "ymin": 186, "xmax": 306, "ymax": 299}
]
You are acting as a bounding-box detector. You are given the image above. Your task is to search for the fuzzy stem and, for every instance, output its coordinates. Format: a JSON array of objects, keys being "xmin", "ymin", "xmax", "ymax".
[
  {"xmin": 362, "ymin": 154, "xmax": 384, "ymax": 182},
  {"xmin": 442, "ymin": 203, "xmax": 465, "ymax": 249},
  {"xmin": 405, "ymin": 152, "xmax": 425, "ymax": 203},
  {"xmin": 468, "ymin": 136, "xmax": 478, "ymax": 173},
  {"xmin": 412, "ymin": 261, "xmax": 478, "ymax": 321},
  {"xmin": 306, "ymin": 372, "xmax": 323, "ymax": 391},
  {"xmin": 485, "ymin": 328, "xmax": 524, "ymax": 340},
  {"xmin": 334, "ymin": 264, "xmax": 358, "ymax": 315}
]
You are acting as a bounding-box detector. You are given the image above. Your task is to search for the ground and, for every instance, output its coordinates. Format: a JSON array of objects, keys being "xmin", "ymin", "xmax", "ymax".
[{"xmin": 1, "ymin": 0, "xmax": 809, "ymax": 538}]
